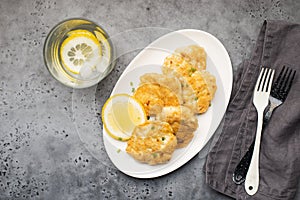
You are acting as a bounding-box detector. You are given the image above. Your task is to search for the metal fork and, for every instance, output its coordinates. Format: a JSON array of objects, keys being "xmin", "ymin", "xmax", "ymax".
[
  {"xmin": 264, "ymin": 66, "xmax": 296, "ymax": 121},
  {"xmin": 233, "ymin": 66, "xmax": 297, "ymax": 185},
  {"xmin": 245, "ymin": 67, "xmax": 274, "ymax": 195}
]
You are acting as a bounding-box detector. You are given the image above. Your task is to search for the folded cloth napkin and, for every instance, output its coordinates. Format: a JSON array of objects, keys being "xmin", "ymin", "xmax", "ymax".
[{"xmin": 204, "ymin": 20, "xmax": 300, "ymax": 200}]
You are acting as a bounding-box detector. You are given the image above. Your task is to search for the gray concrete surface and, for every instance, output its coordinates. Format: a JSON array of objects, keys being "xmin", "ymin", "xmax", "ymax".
[{"xmin": 1, "ymin": 0, "xmax": 299, "ymax": 199}]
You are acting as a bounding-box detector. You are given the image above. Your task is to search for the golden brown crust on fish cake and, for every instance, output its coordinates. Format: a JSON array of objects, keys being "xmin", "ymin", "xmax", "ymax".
[
  {"xmin": 126, "ymin": 121, "xmax": 177, "ymax": 165},
  {"xmin": 140, "ymin": 73, "xmax": 183, "ymax": 104},
  {"xmin": 175, "ymin": 45, "xmax": 206, "ymax": 70},
  {"xmin": 201, "ymin": 70, "xmax": 217, "ymax": 99},
  {"xmin": 157, "ymin": 106, "xmax": 198, "ymax": 148},
  {"xmin": 162, "ymin": 67, "xmax": 198, "ymax": 112},
  {"xmin": 133, "ymin": 83, "xmax": 180, "ymax": 116},
  {"xmin": 163, "ymin": 55, "xmax": 216, "ymax": 113},
  {"xmin": 175, "ymin": 131, "xmax": 194, "ymax": 148},
  {"xmin": 188, "ymin": 71, "xmax": 212, "ymax": 113},
  {"xmin": 163, "ymin": 54, "xmax": 198, "ymax": 78}
]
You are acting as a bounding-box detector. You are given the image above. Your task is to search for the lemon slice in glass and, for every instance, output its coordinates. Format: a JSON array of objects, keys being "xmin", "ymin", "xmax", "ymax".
[
  {"xmin": 60, "ymin": 29, "xmax": 102, "ymax": 75},
  {"xmin": 102, "ymin": 94, "xmax": 147, "ymax": 141}
]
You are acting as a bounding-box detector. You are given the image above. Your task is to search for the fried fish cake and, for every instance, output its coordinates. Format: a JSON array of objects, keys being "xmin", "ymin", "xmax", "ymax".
[
  {"xmin": 175, "ymin": 45, "xmax": 207, "ymax": 70},
  {"xmin": 126, "ymin": 121, "xmax": 177, "ymax": 165},
  {"xmin": 187, "ymin": 71, "xmax": 215, "ymax": 113},
  {"xmin": 157, "ymin": 106, "xmax": 198, "ymax": 148},
  {"xmin": 201, "ymin": 70, "xmax": 217, "ymax": 99},
  {"xmin": 163, "ymin": 54, "xmax": 198, "ymax": 78},
  {"xmin": 133, "ymin": 83, "xmax": 180, "ymax": 116},
  {"xmin": 140, "ymin": 73, "xmax": 183, "ymax": 104},
  {"xmin": 162, "ymin": 67, "xmax": 198, "ymax": 112},
  {"xmin": 163, "ymin": 54, "xmax": 217, "ymax": 113},
  {"xmin": 175, "ymin": 131, "xmax": 194, "ymax": 148}
]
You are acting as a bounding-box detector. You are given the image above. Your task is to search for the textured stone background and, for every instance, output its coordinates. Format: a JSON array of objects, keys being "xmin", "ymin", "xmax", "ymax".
[{"xmin": 0, "ymin": 0, "xmax": 299, "ymax": 199}]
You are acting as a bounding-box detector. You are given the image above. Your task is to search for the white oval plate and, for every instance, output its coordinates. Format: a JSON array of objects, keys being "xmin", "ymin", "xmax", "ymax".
[{"xmin": 103, "ymin": 29, "xmax": 233, "ymax": 178}]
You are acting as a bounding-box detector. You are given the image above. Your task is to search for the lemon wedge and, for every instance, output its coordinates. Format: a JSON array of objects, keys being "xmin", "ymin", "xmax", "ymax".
[
  {"xmin": 60, "ymin": 29, "xmax": 102, "ymax": 75},
  {"xmin": 102, "ymin": 94, "xmax": 147, "ymax": 141}
]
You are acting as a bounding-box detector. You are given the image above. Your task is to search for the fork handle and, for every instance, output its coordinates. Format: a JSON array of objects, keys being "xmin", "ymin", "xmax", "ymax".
[
  {"xmin": 245, "ymin": 112, "xmax": 264, "ymax": 195},
  {"xmin": 232, "ymin": 141, "xmax": 254, "ymax": 184},
  {"xmin": 232, "ymin": 104, "xmax": 275, "ymax": 184},
  {"xmin": 264, "ymin": 103, "xmax": 277, "ymax": 122}
]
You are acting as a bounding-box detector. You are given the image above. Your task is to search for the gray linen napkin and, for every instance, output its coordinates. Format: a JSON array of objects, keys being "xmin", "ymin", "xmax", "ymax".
[{"xmin": 205, "ymin": 20, "xmax": 300, "ymax": 200}]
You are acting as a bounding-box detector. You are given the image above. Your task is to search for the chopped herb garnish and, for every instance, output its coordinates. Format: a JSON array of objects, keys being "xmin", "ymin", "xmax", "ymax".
[
  {"xmin": 117, "ymin": 149, "xmax": 121, "ymax": 153},
  {"xmin": 194, "ymin": 97, "xmax": 198, "ymax": 101},
  {"xmin": 162, "ymin": 137, "xmax": 165, "ymax": 141},
  {"xmin": 151, "ymin": 126, "xmax": 155, "ymax": 130},
  {"xmin": 180, "ymin": 119, "xmax": 185, "ymax": 124},
  {"xmin": 152, "ymin": 153, "xmax": 157, "ymax": 158},
  {"xmin": 209, "ymin": 103, "xmax": 212, "ymax": 107},
  {"xmin": 147, "ymin": 116, "xmax": 150, "ymax": 120},
  {"xmin": 131, "ymin": 88, "xmax": 135, "ymax": 93},
  {"xmin": 130, "ymin": 81, "xmax": 133, "ymax": 86},
  {"xmin": 118, "ymin": 137, "xmax": 123, "ymax": 141},
  {"xmin": 190, "ymin": 67, "xmax": 196, "ymax": 73}
]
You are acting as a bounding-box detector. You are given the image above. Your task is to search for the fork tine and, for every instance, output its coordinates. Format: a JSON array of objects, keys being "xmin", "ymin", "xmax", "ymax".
[
  {"xmin": 256, "ymin": 68, "xmax": 265, "ymax": 91},
  {"xmin": 272, "ymin": 66, "xmax": 297, "ymax": 101},
  {"xmin": 278, "ymin": 66, "xmax": 289, "ymax": 91},
  {"xmin": 282, "ymin": 68, "xmax": 296, "ymax": 93},
  {"xmin": 282, "ymin": 69, "xmax": 296, "ymax": 100},
  {"xmin": 281, "ymin": 68, "xmax": 292, "ymax": 91},
  {"xmin": 272, "ymin": 66, "xmax": 285, "ymax": 92},
  {"xmin": 286, "ymin": 70, "xmax": 296, "ymax": 93},
  {"xmin": 262, "ymin": 68, "xmax": 270, "ymax": 91},
  {"xmin": 266, "ymin": 69, "xmax": 275, "ymax": 92}
]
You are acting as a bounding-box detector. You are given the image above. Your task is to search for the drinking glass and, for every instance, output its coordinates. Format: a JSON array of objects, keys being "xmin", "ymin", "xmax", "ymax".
[{"xmin": 43, "ymin": 18, "xmax": 115, "ymax": 88}]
